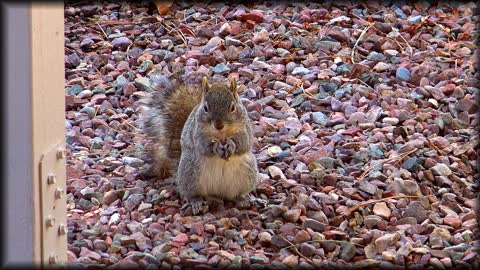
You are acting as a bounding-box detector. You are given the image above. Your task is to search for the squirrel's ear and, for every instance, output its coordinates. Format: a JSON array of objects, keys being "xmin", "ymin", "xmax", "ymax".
[
  {"xmin": 230, "ymin": 77, "xmax": 237, "ymax": 94},
  {"xmin": 201, "ymin": 77, "xmax": 210, "ymax": 93}
]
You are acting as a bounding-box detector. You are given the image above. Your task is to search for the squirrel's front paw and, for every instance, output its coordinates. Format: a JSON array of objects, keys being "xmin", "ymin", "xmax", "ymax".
[
  {"xmin": 212, "ymin": 141, "xmax": 225, "ymax": 158},
  {"xmin": 223, "ymin": 139, "xmax": 236, "ymax": 160}
]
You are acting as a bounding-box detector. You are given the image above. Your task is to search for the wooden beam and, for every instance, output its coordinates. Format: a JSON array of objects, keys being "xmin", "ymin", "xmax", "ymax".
[{"xmin": 30, "ymin": 2, "xmax": 67, "ymax": 266}]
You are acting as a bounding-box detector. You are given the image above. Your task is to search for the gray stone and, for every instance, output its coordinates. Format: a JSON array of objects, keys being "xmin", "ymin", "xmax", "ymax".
[
  {"xmin": 312, "ymin": 112, "xmax": 328, "ymax": 125},
  {"xmin": 303, "ymin": 218, "xmax": 324, "ymax": 232},
  {"xmin": 396, "ymin": 67, "xmax": 411, "ymax": 81},
  {"xmin": 67, "ymin": 84, "xmax": 84, "ymax": 95},
  {"xmin": 135, "ymin": 77, "xmax": 151, "ymax": 91},
  {"xmin": 212, "ymin": 63, "xmax": 231, "ymax": 74},
  {"xmin": 124, "ymin": 194, "xmax": 144, "ymax": 211},
  {"xmin": 300, "ymin": 243, "xmax": 316, "ymax": 257},
  {"xmin": 431, "ymin": 163, "xmax": 452, "ymax": 176},
  {"xmin": 80, "ymin": 106, "xmax": 96, "ymax": 119},
  {"xmin": 112, "ymin": 37, "xmax": 132, "ymax": 49},
  {"xmin": 292, "ymin": 66, "xmax": 310, "ymax": 76},
  {"xmin": 340, "ymin": 242, "xmax": 356, "ymax": 261},
  {"xmin": 122, "ymin": 157, "xmax": 144, "ymax": 167},
  {"xmin": 403, "ymin": 201, "xmax": 428, "ymax": 223},
  {"xmin": 316, "ymin": 157, "xmax": 336, "ymax": 169}
]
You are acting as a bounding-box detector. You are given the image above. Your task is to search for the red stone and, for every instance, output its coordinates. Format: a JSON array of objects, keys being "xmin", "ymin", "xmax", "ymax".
[
  {"xmin": 443, "ymin": 216, "xmax": 462, "ymax": 228},
  {"xmin": 172, "ymin": 233, "xmax": 189, "ymax": 247},
  {"xmin": 237, "ymin": 12, "xmax": 264, "ymax": 23}
]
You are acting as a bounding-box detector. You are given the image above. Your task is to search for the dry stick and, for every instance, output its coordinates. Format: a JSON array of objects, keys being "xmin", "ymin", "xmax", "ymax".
[
  {"xmin": 162, "ymin": 21, "xmax": 174, "ymax": 33},
  {"xmin": 71, "ymin": 148, "xmax": 135, "ymax": 158},
  {"xmin": 126, "ymin": 43, "xmax": 132, "ymax": 61},
  {"xmin": 356, "ymin": 78, "xmax": 380, "ymax": 95},
  {"xmin": 282, "ymin": 239, "xmax": 365, "ymax": 250},
  {"xmin": 183, "ymin": 27, "xmax": 196, "ymax": 37},
  {"xmin": 351, "ymin": 14, "xmax": 412, "ymax": 57},
  {"xmin": 167, "ymin": 21, "xmax": 188, "ymax": 45},
  {"xmin": 426, "ymin": 138, "xmax": 446, "ymax": 155},
  {"xmin": 429, "ymin": 20, "xmax": 453, "ymax": 39},
  {"xmin": 99, "ymin": 120, "xmax": 124, "ymax": 134},
  {"xmin": 106, "ymin": 108, "xmax": 142, "ymax": 132},
  {"xmin": 122, "ymin": 119, "xmax": 141, "ymax": 132},
  {"xmin": 87, "ymin": 18, "xmax": 135, "ymax": 25},
  {"xmin": 358, "ymin": 147, "xmax": 418, "ymax": 181},
  {"xmin": 338, "ymin": 194, "xmax": 437, "ymax": 218},
  {"xmin": 95, "ymin": 21, "xmax": 109, "ymax": 40},
  {"xmin": 395, "ymin": 32, "xmax": 413, "ymax": 57},
  {"xmin": 280, "ymin": 235, "xmax": 314, "ymax": 264},
  {"xmin": 351, "ymin": 23, "xmax": 373, "ymax": 64}
]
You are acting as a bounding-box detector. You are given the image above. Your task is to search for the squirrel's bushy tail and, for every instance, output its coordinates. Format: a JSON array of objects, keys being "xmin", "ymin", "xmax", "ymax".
[{"xmin": 138, "ymin": 72, "xmax": 204, "ymax": 178}]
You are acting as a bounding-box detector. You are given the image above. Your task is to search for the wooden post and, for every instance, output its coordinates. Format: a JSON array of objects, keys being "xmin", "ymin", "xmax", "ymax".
[
  {"xmin": 2, "ymin": 2, "xmax": 66, "ymax": 267},
  {"xmin": 30, "ymin": 2, "xmax": 67, "ymax": 266}
]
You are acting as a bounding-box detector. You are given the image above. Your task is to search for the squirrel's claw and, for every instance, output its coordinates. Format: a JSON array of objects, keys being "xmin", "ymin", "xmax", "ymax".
[
  {"xmin": 189, "ymin": 197, "xmax": 208, "ymax": 215},
  {"xmin": 252, "ymin": 198, "xmax": 268, "ymax": 209},
  {"xmin": 213, "ymin": 141, "xmax": 225, "ymax": 158},
  {"xmin": 223, "ymin": 139, "xmax": 235, "ymax": 160},
  {"xmin": 235, "ymin": 199, "xmax": 251, "ymax": 209}
]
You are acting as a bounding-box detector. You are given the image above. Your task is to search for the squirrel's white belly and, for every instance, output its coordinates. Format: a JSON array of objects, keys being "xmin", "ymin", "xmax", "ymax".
[{"xmin": 198, "ymin": 153, "xmax": 254, "ymax": 200}]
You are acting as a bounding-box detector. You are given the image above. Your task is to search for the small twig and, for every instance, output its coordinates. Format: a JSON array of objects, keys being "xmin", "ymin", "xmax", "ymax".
[
  {"xmin": 161, "ymin": 21, "xmax": 174, "ymax": 32},
  {"xmin": 94, "ymin": 106, "xmax": 100, "ymax": 118},
  {"xmin": 358, "ymin": 147, "xmax": 417, "ymax": 181},
  {"xmin": 94, "ymin": 21, "xmax": 109, "ymax": 40},
  {"xmin": 338, "ymin": 194, "xmax": 437, "ymax": 218},
  {"xmin": 396, "ymin": 32, "xmax": 413, "ymax": 57},
  {"xmin": 351, "ymin": 23, "xmax": 373, "ymax": 64},
  {"xmin": 280, "ymin": 235, "xmax": 313, "ymax": 264},
  {"xmin": 167, "ymin": 21, "xmax": 187, "ymax": 45},
  {"xmin": 126, "ymin": 43, "xmax": 132, "ymax": 60},
  {"xmin": 184, "ymin": 27, "xmax": 196, "ymax": 37},
  {"xmin": 122, "ymin": 119, "xmax": 141, "ymax": 132},
  {"xmin": 281, "ymin": 239, "xmax": 365, "ymax": 250},
  {"xmin": 351, "ymin": 14, "xmax": 412, "ymax": 57},
  {"xmin": 429, "ymin": 20, "xmax": 453, "ymax": 39},
  {"xmin": 88, "ymin": 18, "xmax": 135, "ymax": 25},
  {"xmin": 426, "ymin": 138, "xmax": 446, "ymax": 155},
  {"xmin": 356, "ymin": 78, "xmax": 379, "ymax": 94},
  {"xmin": 99, "ymin": 121, "xmax": 123, "ymax": 134},
  {"xmin": 70, "ymin": 147, "xmax": 136, "ymax": 158}
]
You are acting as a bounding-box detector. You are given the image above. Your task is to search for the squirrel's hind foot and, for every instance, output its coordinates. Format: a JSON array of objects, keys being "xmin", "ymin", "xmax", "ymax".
[
  {"xmin": 235, "ymin": 194, "xmax": 268, "ymax": 209},
  {"xmin": 183, "ymin": 196, "xmax": 209, "ymax": 215}
]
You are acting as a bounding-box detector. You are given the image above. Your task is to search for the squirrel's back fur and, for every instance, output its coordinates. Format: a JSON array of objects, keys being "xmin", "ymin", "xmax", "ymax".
[{"xmin": 138, "ymin": 72, "xmax": 205, "ymax": 178}]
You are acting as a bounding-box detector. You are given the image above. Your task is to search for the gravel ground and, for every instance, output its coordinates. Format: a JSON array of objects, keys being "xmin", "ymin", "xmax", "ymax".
[{"xmin": 64, "ymin": 1, "xmax": 479, "ymax": 269}]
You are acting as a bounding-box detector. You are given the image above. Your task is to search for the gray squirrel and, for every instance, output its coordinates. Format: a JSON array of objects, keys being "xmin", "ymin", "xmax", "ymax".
[{"xmin": 138, "ymin": 73, "xmax": 260, "ymax": 214}]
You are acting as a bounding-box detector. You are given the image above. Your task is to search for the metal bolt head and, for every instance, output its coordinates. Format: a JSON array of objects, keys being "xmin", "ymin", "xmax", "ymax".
[
  {"xmin": 49, "ymin": 254, "xmax": 57, "ymax": 264},
  {"xmin": 56, "ymin": 147, "xmax": 65, "ymax": 159},
  {"xmin": 58, "ymin": 223, "xmax": 67, "ymax": 235},
  {"xmin": 47, "ymin": 174, "xmax": 56, "ymax": 184},
  {"xmin": 46, "ymin": 216, "xmax": 56, "ymax": 227},
  {"xmin": 55, "ymin": 187, "xmax": 64, "ymax": 199}
]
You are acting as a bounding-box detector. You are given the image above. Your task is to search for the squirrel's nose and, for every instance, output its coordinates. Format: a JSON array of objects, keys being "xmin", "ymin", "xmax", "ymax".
[{"xmin": 213, "ymin": 120, "xmax": 224, "ymax": 130}]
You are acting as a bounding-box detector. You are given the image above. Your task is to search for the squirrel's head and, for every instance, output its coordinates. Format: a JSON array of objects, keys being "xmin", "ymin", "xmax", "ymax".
[{"xmin": 198, "ymin": 77, "xmax": 245, "ymax": 134}]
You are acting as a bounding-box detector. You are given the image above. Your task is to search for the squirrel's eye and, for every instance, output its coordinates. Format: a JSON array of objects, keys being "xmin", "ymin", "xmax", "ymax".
[
  {"xmin": 204, "ymin": 103, "xmax": 209, "ymax": 112},
  {"xmin": 230, "ymin": 103, "xmax": 236, "ymax": 112}
]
